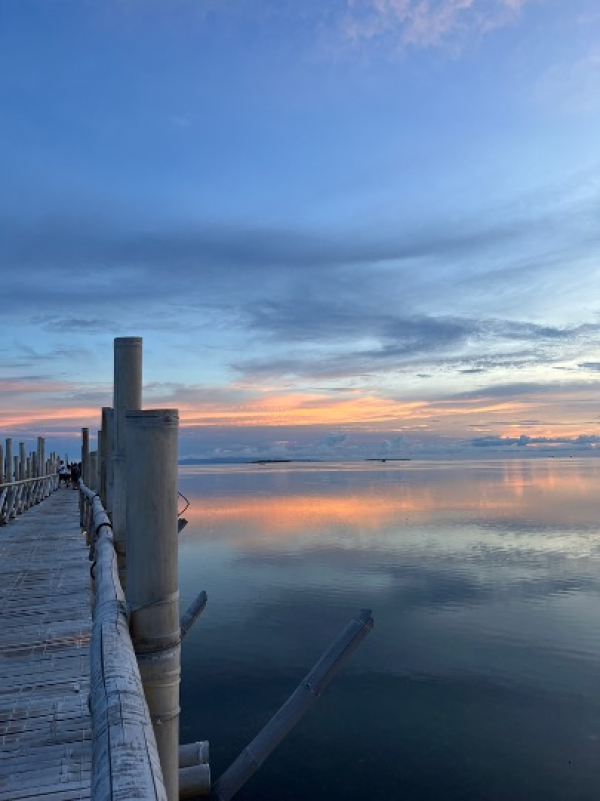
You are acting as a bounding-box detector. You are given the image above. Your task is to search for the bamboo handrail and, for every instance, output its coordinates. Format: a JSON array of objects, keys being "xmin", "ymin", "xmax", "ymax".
[
  {"xmin": 79, "ymin": 480, "xmax": 168, "ymax": 801},
  {"xmin": 0, "ymin": 473, "xmax": 58, "ymax": 524}
]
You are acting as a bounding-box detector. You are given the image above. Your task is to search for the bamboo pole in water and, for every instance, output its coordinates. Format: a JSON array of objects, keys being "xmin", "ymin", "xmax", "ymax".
[
  {"xmin": 112, "ymin": 337, "xmax": 142, "ymax": 584},
  {"xmin": 126, "ymin": 409, "xmax": 180, "ymax": 801},
  {"xmin": 212, "ymin": 609, "xmax": 374, "ymax": 801}
]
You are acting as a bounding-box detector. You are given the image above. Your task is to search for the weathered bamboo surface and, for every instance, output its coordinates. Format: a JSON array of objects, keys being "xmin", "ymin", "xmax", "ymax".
[{"xmin": 0, "ymin": 488, "xmax": 92, "ymax": 801}]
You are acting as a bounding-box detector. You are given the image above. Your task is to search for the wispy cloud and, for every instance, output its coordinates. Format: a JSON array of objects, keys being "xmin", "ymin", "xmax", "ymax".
[
  {"xmin": 339, "ymin": 0, "xmax": 532, "ymax": 51},
  {"xmin": 537, "ymin": 45, "xmax": 600, "ymax": 113}
]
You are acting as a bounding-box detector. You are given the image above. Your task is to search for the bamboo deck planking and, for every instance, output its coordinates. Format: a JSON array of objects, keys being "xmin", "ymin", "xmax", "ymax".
[{"xmin": 0, "ymin": 489, "xmax": 92, "ymax": 801}]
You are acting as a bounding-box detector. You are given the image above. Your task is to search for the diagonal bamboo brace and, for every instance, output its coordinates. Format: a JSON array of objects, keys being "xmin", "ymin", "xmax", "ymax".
[
  {"xmin": 211, "ymin": 608, "xmax": 374, "ymax": 801},
  {"xmin": 180, "ymin": 591, "xmax": 208, "ymax": 640}
]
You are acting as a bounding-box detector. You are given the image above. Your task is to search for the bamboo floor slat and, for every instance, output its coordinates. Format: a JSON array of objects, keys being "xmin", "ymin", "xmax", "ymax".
[{"xmin": 0, "ymin": 489, "xmax": 92, "ymax": 801}]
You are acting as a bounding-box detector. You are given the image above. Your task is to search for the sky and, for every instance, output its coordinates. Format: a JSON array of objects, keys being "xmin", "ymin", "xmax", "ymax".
[{"xmin": 1, "ymin": 0, "xmax": 600, "ymax": 461}]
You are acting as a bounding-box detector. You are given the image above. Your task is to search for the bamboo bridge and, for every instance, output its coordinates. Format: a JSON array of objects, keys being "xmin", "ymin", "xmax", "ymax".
[{"xmin": 0, "ymin": 338, "xmax": 374, "ymax": 801}]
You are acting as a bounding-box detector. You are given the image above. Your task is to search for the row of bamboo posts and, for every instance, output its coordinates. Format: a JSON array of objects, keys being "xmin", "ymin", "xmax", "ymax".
[
  {"xmin": 2, "ymin": 336, "xmax": 374, "ymax": 801},
  {"xmin": 0, "ymin": 437, "xmax": 60, "ymax": 524}
]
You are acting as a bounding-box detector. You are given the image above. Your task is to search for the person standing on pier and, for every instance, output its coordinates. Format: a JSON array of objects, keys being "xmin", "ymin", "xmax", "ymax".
[
  {"xmin": 70, "ymin": 461, "xmax": 80, "ymax": 489},
  {"xmin": 58, "ymin": 461, "xmax": 70, "ymax": 487}
]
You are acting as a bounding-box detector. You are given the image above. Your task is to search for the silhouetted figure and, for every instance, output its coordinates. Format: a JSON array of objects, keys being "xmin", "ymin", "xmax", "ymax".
[
  {"xmin": 70, "ymin": 462, "xmax": 80, "ymax": 489},
  {"xmin": 58, "ymin": 461, "xmax": 70, "ymax": 487}
]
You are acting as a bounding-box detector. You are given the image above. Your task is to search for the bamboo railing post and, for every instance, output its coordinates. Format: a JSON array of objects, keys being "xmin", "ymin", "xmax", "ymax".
[
  {"xmin": 102, "ymin": 407, "xmax": 114, "ymax": 514},
  {"xmin": 126, "ymin": 409, "xmax": 180, "ymax": 801},
  {"xmin": 113, "ymin": 337, "xmax": 142, "ymax": 585}
]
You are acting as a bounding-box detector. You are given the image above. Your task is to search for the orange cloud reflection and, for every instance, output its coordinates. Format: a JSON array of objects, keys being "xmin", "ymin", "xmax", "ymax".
[{"xmin": 182, "ymin": 460, "xmax": 600, "ymax": 551}]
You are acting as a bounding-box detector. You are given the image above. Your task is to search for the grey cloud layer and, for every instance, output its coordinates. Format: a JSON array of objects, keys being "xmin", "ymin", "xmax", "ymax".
[{"xmin": 2, "ymin": 179, "xmax": 598, "ymax": 385}]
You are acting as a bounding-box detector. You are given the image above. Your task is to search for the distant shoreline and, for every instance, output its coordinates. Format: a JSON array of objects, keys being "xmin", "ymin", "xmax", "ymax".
[{"xmin": 178, "ymin": 453, "xmax": 598, "ymax": 466}]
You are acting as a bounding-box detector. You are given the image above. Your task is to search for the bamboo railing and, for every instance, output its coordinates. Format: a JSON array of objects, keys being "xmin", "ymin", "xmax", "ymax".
[
  {"xmin": 80, "ymin": 481, "xmax": 168, "ymax": 801},
  {"xmin": 0, "ymin": 436, "xmax": 60, "ymax": 525},
  {"xmin": 0, "ymin": 474, "xmax": 59, "ymax": 524}
]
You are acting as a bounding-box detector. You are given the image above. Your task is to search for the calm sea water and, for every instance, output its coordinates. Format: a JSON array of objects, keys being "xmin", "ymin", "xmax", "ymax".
[{"xmin": 177, "ymin": 459, "xmax": 600, "ymax": 801}]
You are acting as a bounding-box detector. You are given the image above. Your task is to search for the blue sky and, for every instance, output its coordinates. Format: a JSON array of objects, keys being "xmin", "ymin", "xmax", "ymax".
[{"xmin": 1, "ymin": 0, "xmax": 600, "ymax": 460}]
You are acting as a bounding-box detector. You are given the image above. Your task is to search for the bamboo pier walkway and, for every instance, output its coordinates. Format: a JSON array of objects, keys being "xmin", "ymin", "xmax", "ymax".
[
  {"xmin": 0, "ymin": 487, "xmax": 92, "ymax": 801},
  {"xmin": 0, "ymin": 337, "xmax": 373, "ymax": 801}
]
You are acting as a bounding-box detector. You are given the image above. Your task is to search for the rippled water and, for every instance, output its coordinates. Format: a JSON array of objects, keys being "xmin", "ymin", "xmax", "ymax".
[{"xmin": 178, "ymin": 459, "xmax": 600, "ymax": 801}]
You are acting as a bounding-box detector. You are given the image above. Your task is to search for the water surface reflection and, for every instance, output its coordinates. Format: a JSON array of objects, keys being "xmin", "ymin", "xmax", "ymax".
[{"xmin": 178, "ymin": 459, "xmax": 600, "ymax": 801}]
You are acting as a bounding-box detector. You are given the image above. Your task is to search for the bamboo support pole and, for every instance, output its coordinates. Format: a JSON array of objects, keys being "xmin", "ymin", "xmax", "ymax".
[
  {"xmin": 212, "ymin": 608, "xmax": 374, "ymax": 801},
  {"xmin": 180, "ymin": 591, "xmax": 208, "ymax": 640},
  {"xmin": 5, "ymin": 439, "xmax": 13, "ymax": 483},
  {"xmin": 82, "ymin": 428, "xmax": 90, "ymax": 485},
  {"xmin": 89, "ymin": 450, "xmax": 98, "ymax": 493},
  {"xmin": 179, "ymin": 742, "xmax": 210, "ymax": 768},
  {"xmin": 37, "ymin": 436, "xmax": 45, "ymax": 476},
  {"xmin": 19, "ymin": 443, "xmax": 25, "ymax": 480},
  {"xmin": 179, "ymin": 742, "xmax": 211, "ymax": 800},
  {"xmin": 80, "ymin": 429, "xmax": 89, "ymax": 526},
  {"xmin": 180, "ymin": 765, "xmax": 211, "ymax": 799},
  {"xmin": 126, "ymin": 409, "xmax": 180, "ymax": 801},
  {"xmin": 101, "ymin": 407, "xmax": 114, "ymax": 514},
  {"xmin": 112, "ymin": 337, "xmax": 142, "ymax": 583}
]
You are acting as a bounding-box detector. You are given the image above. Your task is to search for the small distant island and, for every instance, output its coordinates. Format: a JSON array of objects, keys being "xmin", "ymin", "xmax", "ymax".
[{"xmin": 365, "ymin": 458, "xmax": 411, "ymax": 462}]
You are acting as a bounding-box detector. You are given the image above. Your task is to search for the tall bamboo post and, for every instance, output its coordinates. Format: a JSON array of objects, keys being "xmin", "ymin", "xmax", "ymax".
[
  {"xmin": 96, "ymin": 430, "xmax": 102, "ymax": 490},
  {"xmin": 102, "ymin": 407, "xmax": 114, "ymax": 514},
  {"xmin": 89, "ymin": 451, "xmax": 98, "ymax": 493},
  {"xmin": 126, "ymin": 409, "xmax": 180, "ymax": 801},
  {"xmin": 5, "ymin": 439, "xmax": 13, "ymax": 483},
  {"xmin": 112, "ymin": 337, "xmax": 142, "ymax": 584},
  {"xmin": 81, "ymin": 429, "xmax": 90, "ymax": 527},
  {"xmin": 19, "ymin": 444, "xmax": 26, "ymax": 480},
  {"xmin": 82, "ymin": 428, "xmax": 90, "ymax": 485},
  {"xmin": 38, "ymin": 437, "xmax": 45, "ymax": 476}
]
